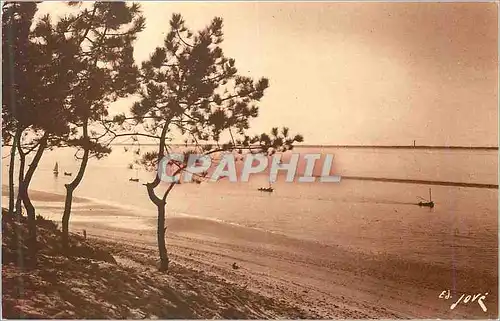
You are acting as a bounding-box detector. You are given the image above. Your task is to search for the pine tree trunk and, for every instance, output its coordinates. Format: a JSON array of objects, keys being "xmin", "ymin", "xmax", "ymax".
[
  {"xmin": 146, "ymin": 124, "xmax": 171, "ymax": 271},
  {"xmin": 13, "ymin": 132, "xmax": 26, "ymax": 268},
  {"xmin": 15, "ymin": 140, "xmax": 26, "ymax": 215},
  {"xmin": 19, "ymin": 133, "xmax": 48, "ymax": 267},
  {"xmin": 146, "ymin": 181, "xmax": 169, "ymax": 271},
  {"xmin": 8, "ymin": 129, "xmax": 21, "ymax": 215},
  {"xmin": 62, "ymin": 188, "xmax": 73, "ymax": 251},
  {"xmin": 61, "ymin": 119, "xmax": 90, "ymax": 252},
  {"xmin": 8, "ymin": 147, "xmax": 16, "ymax": 214},
  {"xmin": 157, "ymin": 201, "xmax": 169, "ymax": 271},
  {"xmin": 20, "ymin": 185, "xmax": 37, "ymax": 266}
]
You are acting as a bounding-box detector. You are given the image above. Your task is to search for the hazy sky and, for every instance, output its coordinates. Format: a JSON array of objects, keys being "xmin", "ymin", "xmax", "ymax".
[{"xmin": 37, "ymin": 2, "xmax": 498, "ymax": 146}]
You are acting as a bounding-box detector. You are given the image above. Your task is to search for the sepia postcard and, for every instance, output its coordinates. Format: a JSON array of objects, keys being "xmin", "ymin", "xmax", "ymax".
[{"xmin": 1, "ymin": 1, "xmax": 498, "ymax": 319}]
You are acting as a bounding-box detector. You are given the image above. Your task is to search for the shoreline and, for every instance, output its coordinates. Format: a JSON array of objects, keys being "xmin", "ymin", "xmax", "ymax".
[{"xmin": 3, "ymin": 187, "xmax": 497, "ymax": 318}]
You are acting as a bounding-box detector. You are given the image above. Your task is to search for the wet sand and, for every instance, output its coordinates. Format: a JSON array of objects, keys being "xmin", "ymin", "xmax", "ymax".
[
  {"xmin": 1, "ymin": 186, "xmax": 89, "ymax": 203},
  {"xmin": 4, "ymin": 188, "xmax": 498, "ymax": 319}
]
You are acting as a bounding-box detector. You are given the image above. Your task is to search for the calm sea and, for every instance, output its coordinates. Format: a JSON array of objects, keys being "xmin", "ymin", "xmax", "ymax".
[{"xmin": 2, "ymin": 146, "xmax": 498, "ymax": 270}]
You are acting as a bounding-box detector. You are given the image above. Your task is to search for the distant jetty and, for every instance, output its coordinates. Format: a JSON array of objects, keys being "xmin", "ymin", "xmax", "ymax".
[{"xmin": 341, "ymin": 176, "xmax": 498, "ymax": 189}]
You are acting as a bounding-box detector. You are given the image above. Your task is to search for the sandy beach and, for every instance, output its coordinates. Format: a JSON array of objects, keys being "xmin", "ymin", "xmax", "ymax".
[{"xmin": 4, "ymin": 187, "xmax": 497, "ymax": 319}]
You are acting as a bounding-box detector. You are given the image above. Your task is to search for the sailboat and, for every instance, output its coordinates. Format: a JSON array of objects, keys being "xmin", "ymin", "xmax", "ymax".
[
  {"xmin": 417, "ymin": 188, "xmax": 434, "ymax": 208},
  {"xmin": 129, "ymin": 168, "xmax": 139, "ymax": 182},
  {"xmin": 53, "ymin": 162, "xmax": 59, "ymax": 176}
]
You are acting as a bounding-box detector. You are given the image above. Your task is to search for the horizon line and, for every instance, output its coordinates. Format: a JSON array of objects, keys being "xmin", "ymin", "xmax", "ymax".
[{"xmin": 110, "ymin": 143, "xmax": 499, "ymax": 150}]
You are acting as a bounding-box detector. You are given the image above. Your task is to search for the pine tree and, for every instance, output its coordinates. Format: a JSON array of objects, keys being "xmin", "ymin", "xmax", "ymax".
[
  {"xmin": 114, "ymin": 14, "xmax": 303, "ymax": 271},
  {"xmin": 3, "ymin": 2, "xmax": 77, "ymax": 264},
  {"xmin": 55, "ymin": 2, "xmax": 145, "ymax": 250},
  {"xmin": 2, "ymin": 2, "xmax": 39, "ymax": 215}
]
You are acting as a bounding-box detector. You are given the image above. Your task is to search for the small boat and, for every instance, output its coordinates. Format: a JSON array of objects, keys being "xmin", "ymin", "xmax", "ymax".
[
  {"xmin": 418, "ymin": 201, "xmax": 434, "ymax": 208},
  {"xmin": 53, "ymin": 162, "xmax": 59, "ymax": 176},
  {"xmin": 417, "ymin": 188, "xmax": 434, "ymax": 208},
  {"xmin": 258, "ymin": 187, "xmax": 274, "ymax": 193},
  {"xmin": 129, "ymin": 168, "xmax": 139, "ymax": 182},
  {"xmin": 64, "ymin": 172, "xmax": 72, "ymax": 176}
]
